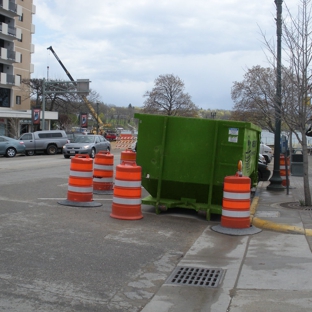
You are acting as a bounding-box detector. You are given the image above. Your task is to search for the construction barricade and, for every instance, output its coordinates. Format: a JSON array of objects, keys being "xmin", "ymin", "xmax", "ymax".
[
  {"xmin": 221, "ymin": 175, "xmax": 251, "ymax": 229},
  {"xmin": 120, "ymin": 149, "xmax": 136, "ymax": 164},
  {"xmin": 280, "ymin": 155, "xmax": 290, "ymax": 187},
  {"xmin": 212, "ymin": 168, "xmax": 261, "ymax": 235},
  {"xmin": 110, "ymin": 162, "xmax": 143, "ymax": 220},
  {"xmin": 93, "ymin": 151, "xmax": 114, "ymax": 194},
  {"xmin": 58, "ymin": 154, "xmax": 102, "ymax": 207},
  {"xmin": 115, "ymin": 134, "xmax": 136, "ymax": 149}
]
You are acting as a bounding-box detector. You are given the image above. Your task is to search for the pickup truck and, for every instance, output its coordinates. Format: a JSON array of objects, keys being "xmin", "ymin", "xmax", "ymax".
[{"xmin": 19, "ymin": 130, "xmax": 68, "ymax": 156}]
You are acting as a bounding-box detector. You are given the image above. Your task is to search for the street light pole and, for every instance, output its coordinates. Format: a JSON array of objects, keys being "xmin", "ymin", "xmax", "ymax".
[
  {"xmin": 267, "ymin": 0, "xmax": 284, "ymax": 191},
  {"xmin": 96, "ymin": 102, "xmax": 99, "ymax": 135}
]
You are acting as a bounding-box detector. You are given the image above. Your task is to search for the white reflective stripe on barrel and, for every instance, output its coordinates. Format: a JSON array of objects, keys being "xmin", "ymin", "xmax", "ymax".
[
  {"xmin": 93, "ymin": 177, "xmax": 113, "ymax": 183},
  {"xmin": 94, "ymin": 164, "xmax": 114, "ymax": 171},
  {"xmin": 113, "ymin": 196, "xmax": 141, "ymax": 205},
  {"xmin": 222, "ymin": 209, "xmax": 250, "ymax": 218},
  {"xmin": 281, "ymin": 176, "xmax": 286, "ymax": 180},
  {"xmin": 70, "ymin": 170, "xmax": 93, "ymax": 177},
  {"xmin": 114, "ymin": 180, "xmax": 141, "ymax": 188},
  {"xmin": 68, "ymin": 185, "xmax": 93, "ymax": 193},
  {"xmin": 223, "ymin": 191, "xmax": 250, "ymax": 200},
  {"xmin": 280, "ymin": 165, "xmax": 286, "ymax": 170}
]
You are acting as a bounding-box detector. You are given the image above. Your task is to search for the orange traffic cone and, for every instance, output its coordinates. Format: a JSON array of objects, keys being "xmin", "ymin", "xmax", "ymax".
[
  {"xmin": 221, "ymin": 175, "xmax": 251, "ymax": 229},
  {"xmin": 120, "ymin": 149, "xmax": 136, "ymax": 165},
  {"xmin": 110, "ymin": 162, "xmax": 143, "ymax": 220},
  {"xmin": 58, "ymin": 154, "xmax": 101, "ymax": 207},
  {"xmin": 93, "ymin": 151, "xmax": 114, "ymax": 194}
]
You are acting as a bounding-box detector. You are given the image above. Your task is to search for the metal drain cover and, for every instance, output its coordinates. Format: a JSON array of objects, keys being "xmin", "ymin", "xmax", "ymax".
[
  {"xmin": 279, "ymin": 202, "xmax": 312, "ymax": 211},
  {"xmin": 166, "ymin": 266, "xmax": 224, "ymax": 288}
]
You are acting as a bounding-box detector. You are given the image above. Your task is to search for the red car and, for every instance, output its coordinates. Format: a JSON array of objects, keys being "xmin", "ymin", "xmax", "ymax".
[{"xmin": 104, "ymin": 132, "xmax": 117, "ymax": 141}]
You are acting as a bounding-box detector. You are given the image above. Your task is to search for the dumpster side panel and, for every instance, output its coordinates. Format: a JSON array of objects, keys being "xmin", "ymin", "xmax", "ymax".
[{"xmin": 134, "ymin": 113, "xmax": 260, "ymax": 211}]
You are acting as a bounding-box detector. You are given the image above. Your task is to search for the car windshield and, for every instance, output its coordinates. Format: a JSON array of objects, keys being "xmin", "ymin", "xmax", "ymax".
[{"xmin": 74, "ymin": 136, "xmax": 95, "ymax": 143}]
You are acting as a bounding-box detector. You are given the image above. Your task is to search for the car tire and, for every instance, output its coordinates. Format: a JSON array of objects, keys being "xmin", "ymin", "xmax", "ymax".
[
  {"xmin": 64, "ymin": 155, "xmax": 70, "ymax": 159},
  {"xmin": 47, "ymin": 145, "xmax": 57, "ymax": 155},
  {"xmin": 91, "ymin": 148, "xmax": 96, "ymax": 158},
  {"xmin": 264, "ymin": 155, "xmax": 270, "ymax": 164},
  {"xmin": 26, "ymin": 150, "xmax": 35, "ymax": 156},
  {"xmin": 106, "ymin": 146, "xmax": 110, "ymax": 152},
  {"xmin": 6, "ymin": 147, "xmax": 16, "ymax": 157}
]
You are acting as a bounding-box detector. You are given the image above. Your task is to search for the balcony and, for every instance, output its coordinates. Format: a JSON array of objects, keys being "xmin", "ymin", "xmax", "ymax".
[
  {"xmin": 0, "ymin": 47, "xmax": 21, "ymax": 63},
  {"xmin": 0, "ymin": 1, "xmax": 21, "ymax": 18},
  {"xmin": 0, "ymin": 22, "xmax": 21, "ymax": 40},
  {"xmin": 0, "ymin": 72, "xmax": 20, "ymax": 86}
]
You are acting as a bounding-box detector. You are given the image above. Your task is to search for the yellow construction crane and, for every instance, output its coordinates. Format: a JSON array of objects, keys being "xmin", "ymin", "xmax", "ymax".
[{"xmin": 47, "ymin": 46, "xmax": 104, "ymax": 131}]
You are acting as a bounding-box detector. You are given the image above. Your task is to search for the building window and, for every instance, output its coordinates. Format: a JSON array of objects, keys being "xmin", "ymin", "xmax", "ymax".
[
  {"xmin": 16, "ymin": 74, "xmax": 22, "ymax": 85},
  {"xmin": 18, "ymin": 34, "xmax": 23, "ymax": 42},
  {"xmin": 16, "ymin": 96, "xmax": 21, "ymax": 105},
  {"xmin": 19, "ymin": 14, "xmax": 23, "ymax": 22},
  {"xmin": 0, "ymin": 88, "xmax": 10, "ymax": 107}
]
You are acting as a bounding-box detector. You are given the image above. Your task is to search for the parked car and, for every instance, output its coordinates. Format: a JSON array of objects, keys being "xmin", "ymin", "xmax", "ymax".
[
  {"xmin": 259, "ymin": 153, "xmax": 266, "ymax": 164},
  {"xmin": 63, "ymin": 135, "xmax": 111, "ymax": 158},
  {"xmin": 258, "ymin": 161, "xmax": 271, "ymax": 182},
  {"xmin": 66, "ymin": 132, "xmax": 85, "ymax": 143},
  {"xmin": 259, "ymin": 143, "xmax": 273, "ymax": 164},
  {"xmin": 0, "ymin": 136, "xmax": 26, "ymax": 157},
  {"xmin": 19, "ymin": 130, "xmax": 68, "ymax": 156},
  {"xmin": 104, "ymin": 131, "xmax": 117, "ymax": 141}
]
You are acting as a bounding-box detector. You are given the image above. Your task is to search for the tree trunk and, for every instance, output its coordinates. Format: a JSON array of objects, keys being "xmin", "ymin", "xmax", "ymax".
[{"xmin": 301, "ymin": 132, "xmax": 311, "ymax": 205}]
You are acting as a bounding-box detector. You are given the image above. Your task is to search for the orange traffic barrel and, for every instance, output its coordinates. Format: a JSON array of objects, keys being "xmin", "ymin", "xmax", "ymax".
[
  {"xmin": 280, "ymin": 155, "xmax": 290, "ymax": 187},
  {"xmin": 120, "ymin": 149, "xmax": 136, "ymax": 164},
  {"xmin": 110, "ymin": 163, "xmax": 143, "ymax": 220},
  {"xmin": 93, "ymin": 151, "xmax": 114, "ymax": 194},
  {"xmin": 221, "ymin": 175, "xmax": 251, "ymax": 229},
  {"xmin": 58, "ymin": 154, "xmax": 101, "ymax": 207}
]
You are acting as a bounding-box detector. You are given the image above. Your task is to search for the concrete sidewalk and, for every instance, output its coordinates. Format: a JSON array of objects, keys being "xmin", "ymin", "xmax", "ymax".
[{"xmin": 141, "ymin": 164, "xmax": 312, "ymax": 312}]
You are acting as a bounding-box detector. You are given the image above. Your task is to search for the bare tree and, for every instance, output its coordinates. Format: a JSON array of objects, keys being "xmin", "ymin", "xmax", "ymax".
[
  {"xmin": 143, "ymin": 74, "xmax": 198, "ymax": 116},
  {"xmin": 7, "ymin": 118, "xmax": 19, "ymax": 138},
  {"xmin": 261, "ymin": 0, "xmax": 312, "ymax": 205},
  {"xmin": 231, "ymin": 66, "xmax": 277, "ymax": 131},
  {"xmin": 22, "ymin": 78, "xmax": 102, "ymax": 129}
]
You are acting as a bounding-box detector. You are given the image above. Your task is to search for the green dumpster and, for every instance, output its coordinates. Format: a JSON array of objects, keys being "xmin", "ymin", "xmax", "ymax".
[{"xmin": 134, "ymin": 113, "xmax": 261, "ymax": 220}]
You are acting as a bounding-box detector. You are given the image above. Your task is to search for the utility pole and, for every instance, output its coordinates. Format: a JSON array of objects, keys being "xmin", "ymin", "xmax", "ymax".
[{"xmin": 267, "ymin": 0, "xmax": 284, "ymax": 191}]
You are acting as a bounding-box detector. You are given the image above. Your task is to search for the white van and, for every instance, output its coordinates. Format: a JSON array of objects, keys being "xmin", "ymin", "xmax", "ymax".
[{"xmin": 260, "ymin": 143, "xmax": 273, "ymax": 164}]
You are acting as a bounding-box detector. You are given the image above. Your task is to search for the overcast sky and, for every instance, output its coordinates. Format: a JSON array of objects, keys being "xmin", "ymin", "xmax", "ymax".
[{"xmin": 31, "ymin": 0, "xmax": 298, "ymax": 111}]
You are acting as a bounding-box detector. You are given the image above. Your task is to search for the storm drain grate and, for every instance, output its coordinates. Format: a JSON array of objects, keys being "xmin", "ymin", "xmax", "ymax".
[{"xmin": 165, "ymin": 266, "xmax": 224, "ymax": 288}]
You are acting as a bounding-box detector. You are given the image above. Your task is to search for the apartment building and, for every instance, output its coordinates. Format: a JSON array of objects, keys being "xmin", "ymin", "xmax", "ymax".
[{"xmin": 0, "ymin": 0, "xmax": 57, "ymax": 137}]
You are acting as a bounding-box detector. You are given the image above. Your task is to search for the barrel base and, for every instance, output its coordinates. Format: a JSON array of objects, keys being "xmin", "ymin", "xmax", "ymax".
[
  {"xmin": 110, "ymin": 203, "xmax": 143, "ymax": 220},
  {"xmin": 58, "ymin": 200, "xmax": 102, "ymax": 208},
  {"xmin": 93, "ymin": 189, "xmax": 114, "ymax": 195},
  {"xmin": 211, "ymin": 224, "xmax": 262, "ymax": 236}
]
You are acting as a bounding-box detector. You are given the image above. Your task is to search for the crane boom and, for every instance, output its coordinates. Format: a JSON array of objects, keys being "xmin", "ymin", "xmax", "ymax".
[{"xmin": 47, "ymin": 46, "xmax": 104, "ymax": 129}]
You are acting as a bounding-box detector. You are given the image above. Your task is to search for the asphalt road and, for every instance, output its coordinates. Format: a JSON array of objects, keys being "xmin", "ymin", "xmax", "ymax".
[{"xmin": 0, "ymin": 151, "xmax": 210, "ymax": 311}]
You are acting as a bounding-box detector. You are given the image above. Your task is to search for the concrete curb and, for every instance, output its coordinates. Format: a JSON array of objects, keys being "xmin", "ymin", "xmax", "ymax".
[{"xmin": 250, "ymin": 196, "xmax": 312, "ymax": 236}]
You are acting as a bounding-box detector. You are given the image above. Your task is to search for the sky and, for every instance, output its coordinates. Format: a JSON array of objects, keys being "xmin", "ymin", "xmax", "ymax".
[{"xmin": 31, "ymin": 0, "xmax": 298, "ymax": 111}]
